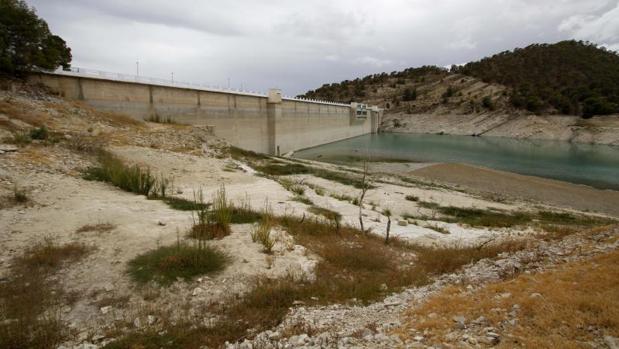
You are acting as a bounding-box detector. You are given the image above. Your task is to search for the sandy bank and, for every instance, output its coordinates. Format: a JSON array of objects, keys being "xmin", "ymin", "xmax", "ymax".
[{"xmin": 411, "ymin": 163, "xmax": 619, "ymax": 218}]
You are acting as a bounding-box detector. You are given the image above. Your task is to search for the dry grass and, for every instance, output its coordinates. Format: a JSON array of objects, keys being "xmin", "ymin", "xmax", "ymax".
[
  {"xmin": 68, "ymin": 101, "xmax": 143, "ymax": 127},
  {"xmin": 0, "ymin": 100, "xmax": 49, "ymax": 128},
  {"xmin": 412, "ymin": 240, "xmax": 527, "ymax": 276},
  {"xmin": 107, "ymin": 210, "xmax": 528, "ymax": 348},
  {"xmin": 17, "ymin": 239, "xmax": 91, "ymax": 271},
  {"xmin": 0, "ymin": 240, "xmax": 92, "ymax": 348},
  {"xmin": 398, "ymin": 247, "xmax": 619, "ymax": 348}
]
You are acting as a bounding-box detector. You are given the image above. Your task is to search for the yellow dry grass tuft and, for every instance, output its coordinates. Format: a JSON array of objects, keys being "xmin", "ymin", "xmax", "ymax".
[
  {"xmin": 397, "ymin": 247, "xmax": 619, "ymax": 348},
  {"xmin": 0, "ymin": 100, "xmax": 50, "ymax": 128}
]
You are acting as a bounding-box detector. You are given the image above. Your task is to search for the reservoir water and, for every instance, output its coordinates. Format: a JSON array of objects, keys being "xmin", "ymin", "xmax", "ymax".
[{"xmin": 294, "ymin": 133, "xmax": 619, "ymax": 191}]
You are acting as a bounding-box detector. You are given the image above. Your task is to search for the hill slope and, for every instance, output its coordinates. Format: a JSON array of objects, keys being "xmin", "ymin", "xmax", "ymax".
[
  {"xmin": 454, "ymin": 40, "xmax": 619, "ymax": 117},
  {"xmin": 300, "ymin": 40, "xmax": 619, "ymax": 118},
  {"xmin": 300, "ymin": 66, "xmax": 515, "ymax": 116}
]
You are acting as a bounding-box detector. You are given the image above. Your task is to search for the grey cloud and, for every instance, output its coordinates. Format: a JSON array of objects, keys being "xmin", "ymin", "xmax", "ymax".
[{"xmin": 24, "ymin": 0, "xmax": 619, "ymax": 96}]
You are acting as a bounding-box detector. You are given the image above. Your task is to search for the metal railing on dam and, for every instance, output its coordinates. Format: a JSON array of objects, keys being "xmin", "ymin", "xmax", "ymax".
[{"xmin": 51, "ymin": 67, "xmax": 351, "ymax": 107}]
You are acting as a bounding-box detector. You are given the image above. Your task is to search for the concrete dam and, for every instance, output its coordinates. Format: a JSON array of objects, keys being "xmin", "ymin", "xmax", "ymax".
[{"xmin": 29, "ymin": 68, "xmax": 382, "ymax": 155}]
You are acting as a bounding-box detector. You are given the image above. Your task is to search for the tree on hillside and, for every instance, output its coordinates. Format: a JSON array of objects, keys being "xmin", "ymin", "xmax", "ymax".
[
  {"xmin": 402, "ymin": 87, "xmax": 417, "ymax": 101},
  {"xmin": 0, "ymin": 0, "xmax": 71, "ymax": 74},
  {"xmin": 454, "ymin": 40, "xmax": 619, "ymax": 117}
]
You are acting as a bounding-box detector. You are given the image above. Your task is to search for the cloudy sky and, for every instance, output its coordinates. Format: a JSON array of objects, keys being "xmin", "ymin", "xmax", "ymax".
[{"xmin": 27, "ymin": 0, "xmax": 619, "ymax": 96}]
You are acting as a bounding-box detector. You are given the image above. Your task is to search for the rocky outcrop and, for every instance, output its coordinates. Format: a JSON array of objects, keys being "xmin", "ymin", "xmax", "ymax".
[{"xmin": 381, "ymin": 113, "xmax": 619, "ymax": 146}]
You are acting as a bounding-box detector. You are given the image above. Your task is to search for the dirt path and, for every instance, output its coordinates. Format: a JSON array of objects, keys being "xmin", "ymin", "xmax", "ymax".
[{"xmin": 411, "ymin": 163, "xmax": 619, "ymax": 218}]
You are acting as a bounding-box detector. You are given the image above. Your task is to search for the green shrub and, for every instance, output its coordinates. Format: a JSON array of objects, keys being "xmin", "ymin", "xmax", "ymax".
[
  {"xmin": 402, "ymin": 88, "xmax": 417, "ymax": 101},
  {"xmin": 128, "ymin": 244, "xmax": 229, "ymax": 285},
  {"xmin": 482, "ymin": 96, "xmax": 495, "ymax": 110},
  {"xmin": 29, "ymin": 126, "xmax": 48, "ymax": 140},
  {"xmin": 582, "ymin": 96, "xmax": 617, "ymax": 118}
]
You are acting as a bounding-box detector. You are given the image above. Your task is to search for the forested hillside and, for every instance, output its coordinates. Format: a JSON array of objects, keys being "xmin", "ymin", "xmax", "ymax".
[
  {"xmin": 300, "ymin": 40, "xmax": 619, "ymax": 118},
  {"xmin": 454, "ymin": 41, "xmax": 619, "ymax": 118}
]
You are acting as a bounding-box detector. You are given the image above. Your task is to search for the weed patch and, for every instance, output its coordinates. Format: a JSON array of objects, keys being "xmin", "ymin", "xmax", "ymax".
[
  {"xmin": 255, "ymin": 163, "xmax": 310, "ymax": 176},
  {"xmin": 308, "ymin": 206, "xmax": 341, "ymax": 221},
  {"xmin": 110, "ymin": 207, "xmax": 529, "ymax": 348},
  {"xmin": 83, "ymin": 151, "xmax": 160, "ymax": 196},
  {"xmin": 29, "ymin": 125, "xmax": 49, "ymax": 140},
  {"xmin": 418, "ymin": 202, "xmax": 616, "ymax": 229},
  {"xmin": 0, "ymin": 240, "xmax": 91, "ymax": 348},
  {"xmin": 13, "ymin": 184, "xmax": 28, "ymax": 203},
  {"xmin": 405, "ymin": 194, "xmax": 419, "ymax": 202},
  {"xmin": 76, "ymin": 223, "xmax": 115, "ymax": 234},
  {"xmin": 158, "ymin": 196, "xmax": 210, "ymax": 211},
  {"xmin": 7, "ymin": 131, "xmax": 31, "ymax": 145},
  {"xmin": 17, "ymin": 239, "xmax": 91, "ymax": 272},
  {"xmin": 228, "ymin": 146, "xmax": 269, "ymax": 161},
  {"xmin": 251, "ymin": 212, "xmax": 275, "ymax": 254},
  {"xmin": 128, "ymin": 244, "xmax": 229, "ymax": 285},
  {"xmin": 292, "ymin": 195, "xmax": 313, "ymax": 205}
]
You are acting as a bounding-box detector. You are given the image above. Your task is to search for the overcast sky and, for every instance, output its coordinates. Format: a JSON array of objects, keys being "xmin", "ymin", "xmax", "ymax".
[{"xmin": 27, "ymin": 0, "xmax": 619, "ymax": 96}]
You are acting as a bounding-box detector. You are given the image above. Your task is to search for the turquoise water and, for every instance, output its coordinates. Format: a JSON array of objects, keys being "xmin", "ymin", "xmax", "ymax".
[{"xmin": 294, "ymin": 133, "xmax": 619, "ymax": 190}]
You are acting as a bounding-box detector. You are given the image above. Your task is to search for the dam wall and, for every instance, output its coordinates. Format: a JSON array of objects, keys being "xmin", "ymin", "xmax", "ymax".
[{"xmin": 29, "ymin": 69, "xmax": 381, "ymax": 155}]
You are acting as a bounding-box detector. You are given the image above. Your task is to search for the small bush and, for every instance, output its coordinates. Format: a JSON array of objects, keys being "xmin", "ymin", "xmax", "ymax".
[
  {"xmin": 13, "ymin": 185, "xmax": 28, "ymax": 203},
  {"xmin": 228, "ymin": 206, "xmax": 263, "ymax": 224},
  {"xmin": 128, "ymin": 244, "xmax": 229, "ymax": 285},
  {"xmin": 29, "ymin": 126, "xmax": 49, "ymax": 140},
  {"xmin": 405, "ymin": 195, "xmax": 419, "ymax": 202},
  {"xmin": 482, "ymin": 96, "xmax": 495, "ymax": 110}
]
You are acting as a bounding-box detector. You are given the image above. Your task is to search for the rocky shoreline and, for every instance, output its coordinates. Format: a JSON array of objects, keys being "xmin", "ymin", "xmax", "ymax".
[{"xmin": 380, "ymin": 113, "xmax": 619, "ymax": 146}]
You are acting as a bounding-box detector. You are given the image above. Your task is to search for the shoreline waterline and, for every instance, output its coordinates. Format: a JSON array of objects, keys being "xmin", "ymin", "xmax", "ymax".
[{"xmin": 293, "ymin": 133, "xmax": 619, "ymax": 191}]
